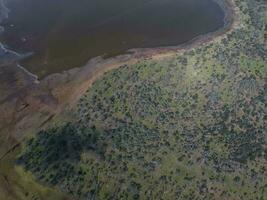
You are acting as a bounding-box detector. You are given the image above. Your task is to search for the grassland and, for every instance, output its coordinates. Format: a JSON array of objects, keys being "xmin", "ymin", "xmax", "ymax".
[{"xmin": 1, "ymin": 0, "xmax": 267, "ymax": 199}]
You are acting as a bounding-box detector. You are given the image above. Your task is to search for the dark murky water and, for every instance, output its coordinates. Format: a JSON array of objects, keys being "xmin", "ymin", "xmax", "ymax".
[{"xmin": 0, "ymin": 0, "xmax": 225, "ymax": 78}]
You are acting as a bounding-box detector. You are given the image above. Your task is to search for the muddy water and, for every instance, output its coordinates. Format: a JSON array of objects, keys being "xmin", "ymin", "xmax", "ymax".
[{"xmin": 0, "ymin": 0, "xmax": 225, "ymax": 78}]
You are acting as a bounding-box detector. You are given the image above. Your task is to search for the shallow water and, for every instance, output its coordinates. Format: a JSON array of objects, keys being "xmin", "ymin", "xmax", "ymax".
[{"xmin": 0, "ymin": 0, "xmax": 225, "ymax": 78}]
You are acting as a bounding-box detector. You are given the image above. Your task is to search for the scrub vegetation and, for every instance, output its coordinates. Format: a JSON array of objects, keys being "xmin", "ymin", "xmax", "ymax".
[{"xmin": 18, "ymin": 0, "xmax": 267, "ymax": 199}]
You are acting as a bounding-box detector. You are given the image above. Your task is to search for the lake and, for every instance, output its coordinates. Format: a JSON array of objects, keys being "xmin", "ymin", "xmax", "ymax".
[{"xmin": 0, "ymin": 0, "xmax": 225, "ymax": 78}]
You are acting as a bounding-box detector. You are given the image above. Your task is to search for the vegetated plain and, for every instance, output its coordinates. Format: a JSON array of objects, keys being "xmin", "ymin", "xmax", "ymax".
[{"xmin": 1, "ymin": 0, "xmax": 267, "ymax": 199}]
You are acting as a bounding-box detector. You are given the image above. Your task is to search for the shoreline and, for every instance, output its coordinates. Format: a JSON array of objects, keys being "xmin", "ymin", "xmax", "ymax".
[
  {"xmin": 38, "ymin": 0, "xmax": 239, "ymax": 86},
  {"xmin": 119, "ymin": 0, "xmax": 239, "ymax": 60},
  {"xmin": 0, "ymin": 0, "xmax": 240, "ymax": 139},
  {"xmin": 0, "ymin": 0, "xmax": 239, "ymax": 84},
  {"xmin": 35, "ymin": 0, "xmax": 240, "ymax": 127}
]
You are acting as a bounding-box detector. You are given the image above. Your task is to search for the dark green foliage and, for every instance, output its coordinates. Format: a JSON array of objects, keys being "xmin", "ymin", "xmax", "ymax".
[{"xmin": 17, "ymin": 123, "xmax": 104, "ymax": 186}]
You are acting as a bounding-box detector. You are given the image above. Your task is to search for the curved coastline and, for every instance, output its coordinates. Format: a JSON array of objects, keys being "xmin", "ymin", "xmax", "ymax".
[
  {"xmin": 0, "ymin": 0, "xmax": 239, "ymax": 84},
  {"xmin": 0, "ymin": 0, "xmax": 240, "ymax": 137},
  {"xmin": 0, "ymin": 0, "xmax": 240, "ymax": 139},
  {"xmin": 40, "ymin": 0, "xmax": 240, "ymax": 104}
]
